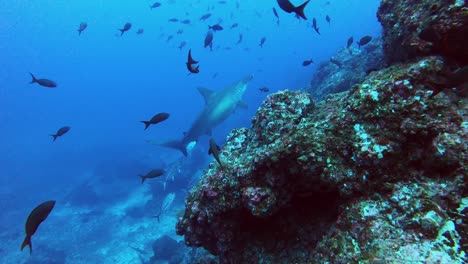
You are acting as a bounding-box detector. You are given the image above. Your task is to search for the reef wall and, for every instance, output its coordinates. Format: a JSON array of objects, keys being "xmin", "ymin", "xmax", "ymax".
[
  {"xmin": 377, "ymin": 0, "xmax": 468, "ymax": 64},
  {"xmin": 309, "ymin": 39, "xmax": 384, "ymax": 101},
  {"xmin": 176, "ymin": 0, "xmax": 467, "ymax": 263}
]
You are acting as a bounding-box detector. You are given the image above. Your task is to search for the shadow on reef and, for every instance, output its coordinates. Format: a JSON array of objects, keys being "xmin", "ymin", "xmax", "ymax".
[{"xmin": 237, "ymin": 189, "xmax": 341, "ymax": 258}]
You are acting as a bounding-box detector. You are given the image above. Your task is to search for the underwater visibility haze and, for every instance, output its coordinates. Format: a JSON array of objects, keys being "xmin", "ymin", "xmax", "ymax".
[{"xmin": 0, "ymin": 0, "xmax": 467, "ymax": 263}]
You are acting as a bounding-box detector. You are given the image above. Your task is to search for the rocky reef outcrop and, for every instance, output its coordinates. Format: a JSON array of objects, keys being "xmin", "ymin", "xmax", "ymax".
[
  {"xmin": 309, "ymin": 39, "xmax": 384, "ymax": 101},
  {"xmin": 175, "ymin": 0, "xmax": 467, "ymax": 263},
  {"xmin": 377, "ymin": 0, "xmax": 468, "ymax": 64},
  {"xmin": 176, "ymin": 55, "xmax": 467, "ymax": 263}
]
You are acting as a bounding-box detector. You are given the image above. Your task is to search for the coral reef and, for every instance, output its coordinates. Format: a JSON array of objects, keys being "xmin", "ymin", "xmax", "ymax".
[
  {"xmin": 377, "ymin": 0, "xmax": 468, "ymax": 64},
  {"xmin": 176, "ymin": 56, "xmax": 467, "ymax": 263},
  {"xmin": 309, "ymin": 38, "xmax": 384, "ymax": 101}
]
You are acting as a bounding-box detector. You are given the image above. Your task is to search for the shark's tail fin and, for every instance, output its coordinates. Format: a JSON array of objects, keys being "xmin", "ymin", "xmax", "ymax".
[
  {"xmin": 29, "ymin": 72, "xmax": 37, "ymax": 84},
  {"xmin": 295, "ymin": 0, "xmax": 310, "ymax": 20},
  {"xmin": 148, "ymin": 139, "xmax": 187, "ymax": 156}
]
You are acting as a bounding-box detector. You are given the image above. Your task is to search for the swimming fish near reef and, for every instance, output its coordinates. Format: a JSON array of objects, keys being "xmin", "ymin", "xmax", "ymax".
[
  {"xmin": 259, "ymin": 37, "xmax": 266, "ymax": 47},
  {"xmin": 209, "ymin": 138, "xmax": 224, "ymax": 169},
  {"xmin": 29, "ymin": 73, "xmax": 57, "ymax": 88},
  {"xmin": 209, "ymin": 24, "xmax": 223, "ymax": 31},
  {"xmin": 204, "ymin": 30, "xmax": 214, "ymax": 50},
  {"xmin": 326, "ymin": 15, "xmax": 331, "ymax": 25},
  {"xmin": 230, "ymin": 23, "xmax": 238, "ymax": 29},
  {"xmin": 21, "ymin": 200, "xmax": 55, "ymax": 254},
  {"xmin": 136, "ymin": 29, "xmax": 144, "ymax": 35},
  {"xmin": 302, "ymin": 59, "xmax": 314, "ymax": 66},
  {"xmin": 50, "ymin": 126, "xmax": 70, "ymax": 142},
  {"xmin": 186, "ymin": 49, "xmax": 200, "ymax": 74},
  {"xmin": 168, "ymin": 18, "xmax": 178, "ymax": 22},
  {"xmin": 276, "ymin": 0, "xmax": 310, "ymax": 20},
  {"xmin": 77, "ymin": 22, "xmax": 87, "ymax": 35},
  {"xmin": 178, "ymin": 41, "xmax": 187, "ymax": 50},
  {"xmin": 236, "ymin": 34, "xmax": 243, "ymax": 44},
  {"xmin": 347, "ymin": 36, "xmax": 354, "ymax": 48},
  {"xmin": 150, "ymin": 2, "xmax": 161, "ymax": 9},
  {"xmin": 358, "ymin": 36, "xmax": 372, "ymax": 48},
  {"xmin": 200, "ymin": 13, "xmax": 212, "ymax": 21},
  {"xmin": 118, "ymin": 23, "xmax": 131, "ymax": 36},
  {"xmin": 259, "ymin": 87, "xmax": 269, "ymax": 92},
  {"xmin": 141, "ymin": 113, "xmax": 169, "ymax": 130},
  {"xmin": 312, "ymin": 18, "xmax": 320, "ymax": 35},
  {"xmin": 139, "ymin": 169, "xmax": 165, "ymax": 183},
  {"xmin": 273, "ymin": 7, "xmax": 280, "ymax": 25},
  {"xmin": 181, "ymin": 19, "xmax": 191, "ymax": 24}
]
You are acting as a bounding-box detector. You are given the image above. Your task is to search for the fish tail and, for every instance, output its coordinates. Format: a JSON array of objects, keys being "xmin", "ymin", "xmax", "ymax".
[
  {"xmin": 50, "ymin": 134, "xmax": 58, "ymax": 142},
  {"xmin": 78, "ymin": 29, "xmax": 82, "ymax": 36},
  {"xmin": 20, "ymin": 235, "xmax": 32, "ymax": 254},
  {"xmin": 141, "ymin": 121, "xmax": 151, "ymax": 130},
  {"xmin": 119, "ymin": 29, "xmax": 125, "ymax": 36},
  {"xmin": 140, "ymin": 175, "xmax": 146, "ymax": 184},
  {"xmin": 29, "ymin": 72, "xmax": 37, "ymax": 83},
  {"xmin": 154, "ymin": 140, "xmax": 187, "ymax": 156},
  {"xmin": 295, "ymin": 0, "xmax": 310, "ymax": 20}
]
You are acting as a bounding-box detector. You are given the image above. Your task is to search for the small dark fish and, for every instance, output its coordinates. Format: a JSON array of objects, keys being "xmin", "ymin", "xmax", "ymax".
[
  {"xmin": 259, "ymin": 87, "xmax": 269, "ymax": 92},
  {"xmin": 330, "ymin": 58, "xmax": 342, "ymax": 67},
  {"xmin": 208, "ymin": 24, "xmax": 223, "ymax": 31},
  {"xmin": 325, "ymin": 15, "xmax": 331, "ymax": 25},
  {"xmin": 200, "ymin": 13, "xmax": 212, "ymax": 21},
  {"xmin": 230, "ymin": 23, "xmax": 238, "ymax": 29},
  {"xmin": 77, "ymin": 22, "xmax": 87, "ymax": 36},
  {"xmin": 141, "ymin": 113, "xmax": 169, "ymax": 130},
  {"xmin": 218, "ymin": 0, "xmax": 227, "ymax": 4},
  {"xmin": 21, "ymin": 200, "xmax": 55, "ymax": 254},
  {"xmin": 276, "ymin": 0, "xmax": 310, "ymax": 20},
  {"xmin": 212, "ymin": 72, "xmax": 218, "ymax": 79},
  {"xmin": 236, "ymin": 34, "xmax": 243, "ymax": 45},
  {"xmin": 150, "ymin": 2, "xmax": 161, "ymax": 9},
  {"xmin": 139, "ymin": 169, "xmax": 164, "ymax": 183},
  {"xmin": 29, "ymin": 73, "xmax": 56, "ymax": 88},
  {"xmin": 178, "ymin": 41, "xmax": 187, "ymax": 50},
  {"xmin": 136, "ymin": 29, "xmax": 144, "ymax": 35},
  {"xmin": 118, "ymin": 23, "xmax": 132, "ymax": 36},
  {"xmin": 50, "ymin": 126, "xmax": 70, "ymax": 142},
  {"xmin": 312, "ymin": 18, "xmax": 320, "ymax": 35},
  {"xmin": 259, "ymin": 37, "xmax": 266, "ymax": 47},
  {"xmin": 302, "ymin": 59, "xmax": 314, "ymax": 66},
  {"xmin": 186, "ymin": 49, "xmax": 200, "ymax": 74},
  {"xmin": 358, "ymin": 36, "xmax": 372, "ymax": 48},
  {"xmin": 204, "ymin": 30, "xmax": 214, "ymax": 50},
  {"xmin": 208, "ymin": 138, "xmax": 223, "ymax": 169},
  {"xmin": 273, "ymin": 7, "xmax": 279, "ymax": 19},
  {"xmin": 168, "ymin": 18, "xmax": 178, "ymax": 22},
  {"xmin": 177, "ymin": 29, "xmax": 184, "ymax": 35},
  {"xmin": 166, "ymin": 35, "xmax": 173, "ymax": 42},
  {"xmin": 181, "ymin": 19, "xmax": 191, "ymax": 24},
  {"xmin": 346, "ymin": 36, "xmax": 354, "ymax": 48},
  {"xmin": 273, "ymin": 8, "xmax": 280, "ymax": 25}
]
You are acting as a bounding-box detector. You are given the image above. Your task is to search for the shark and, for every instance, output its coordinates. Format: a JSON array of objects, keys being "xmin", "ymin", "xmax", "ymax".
[{"xmin": 154, "ymin": 74, "xmax": 253, "ymax": 156}]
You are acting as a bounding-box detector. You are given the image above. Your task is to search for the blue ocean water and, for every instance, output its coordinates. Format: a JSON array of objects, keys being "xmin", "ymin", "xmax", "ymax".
[{"xmin": 0, "ymin": 0, "xmax": 381, "ymax": 263}]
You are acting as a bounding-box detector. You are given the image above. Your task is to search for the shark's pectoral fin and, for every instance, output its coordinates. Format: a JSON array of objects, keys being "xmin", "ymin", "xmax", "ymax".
[
  {"xmin": 197, "ymin": 87, "xmax": 215, "ymax": 105},
  {"xmin": 237, "ymin": 101, "xmax": 248, "ymax": 109}
]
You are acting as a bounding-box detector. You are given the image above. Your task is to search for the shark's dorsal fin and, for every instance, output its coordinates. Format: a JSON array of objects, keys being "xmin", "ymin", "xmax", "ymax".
[
  {"xmin": 197, "ymin": 87, "xmax": 215, "ymax": 105},
  {"xmin": 237, "ymin": 101, "xmax": 248, "ymax": 109}
]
